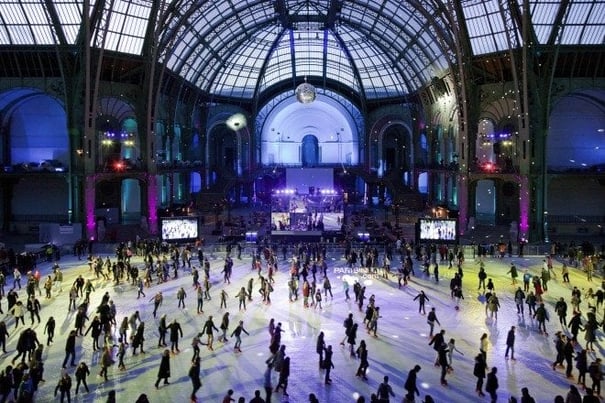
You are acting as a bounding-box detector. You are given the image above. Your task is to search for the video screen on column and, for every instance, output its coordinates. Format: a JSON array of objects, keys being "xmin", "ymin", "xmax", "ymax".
[
  {"xmin": 160, "ymin": 217, "xmax": 199, "ymax": 241},
  {"xmin": 417, "ymin": 218, "xmax": 458, "ymax": 243}
]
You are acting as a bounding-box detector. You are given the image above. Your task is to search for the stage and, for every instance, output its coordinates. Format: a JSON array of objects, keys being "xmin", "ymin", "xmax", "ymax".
[{"xmin": 270, "ymin": 230, "xmax": 323, "ymax": 242}]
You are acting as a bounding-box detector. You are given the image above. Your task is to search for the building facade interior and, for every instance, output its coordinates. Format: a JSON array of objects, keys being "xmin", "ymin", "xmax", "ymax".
[{"xmin": 0, "ymin": 0, "xmax": 604, "ymax": 245}]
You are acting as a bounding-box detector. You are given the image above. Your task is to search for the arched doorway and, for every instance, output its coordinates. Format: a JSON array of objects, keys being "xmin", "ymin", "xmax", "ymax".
[
  {"xmin": 207, "ymin": 124, "xmax": 237, "ymax": 185},
  {"xmin": 382, "ymin": 127, "xmax": 411, "ymax": 173},
  {"xmin": 96, "ymin": 178, "xmax": 144, "ymax": 226},
  {"xmin": 121, "ymin": 179, "xmax": 141, "ymax": 223},
  {"xmin": 0, "ymin": 89, "xmax": 70, "ymax": 231},
  {"xmin": 475, "ymin": 179, "xmax": 496, "ymax": 225},
  {"xmin": 301, "ymin": 135, "xmax": 319, "ymax": 166}
]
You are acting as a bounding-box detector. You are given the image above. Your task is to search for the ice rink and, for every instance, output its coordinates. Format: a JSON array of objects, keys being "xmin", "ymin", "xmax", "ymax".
[{"xmin": 0, "ymin": 243, "xmax": 601, "ymax": 402}]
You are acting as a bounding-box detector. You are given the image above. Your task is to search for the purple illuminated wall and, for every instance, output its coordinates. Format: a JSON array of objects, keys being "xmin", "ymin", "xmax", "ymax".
[
  {"xmin": 85, "ymin": 175, "xmax": 96, "ymax": 240},
  {"xmin": 147, "ymin": 174, "xmax": 159, "ymax": 234},
  {"xmin": 518, "ymin": 176, "xmax": 529, "ymax": 240},
  {"xmin": 457, "ymin": 176, "xmax": 468, "ymax": 235}
]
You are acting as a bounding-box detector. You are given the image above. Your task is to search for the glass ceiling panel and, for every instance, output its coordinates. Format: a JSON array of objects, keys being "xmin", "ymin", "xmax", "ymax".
[
  {"xmin": 568, "ymin": 2, "xmax": 591, "ymax": 21},
  {"xmin": 54, "ymin": 2, "xmax": 82, "ymax": 43},
  {"xmin": 534, "ymin": 26, "xmax": 551, "ymax": 44},
  {"xmin": 293, "ymin": 31, "xmax": 324, "ymax": 78},
  {"xmin": 0, "ymin": 0, "xmax": 600, "ymax": 102},
  {"xmin": 1, "ymin": 0, "xmax": 596, "ymax": 102},
  {"xmin": 529, "ymin": 0, "xmax": 605, "ymax": 45},
  {"xmin": 563, "ymin": 25, "xmax": 583, "ymax": 43},
  {"xmin": 260, "ymin": 37, "xmax": 294, "ymax": 92},
  {"xmin": 0, "ymin": 2, "xmax": 45, "ymax": 45},
  {"xmin": 559, "ymin": 1, "xmax": 605, "ymax": 45},
  {"xmin": 0, "ymin": 0, "xmax": 87, "ymax": 46},
  {"xmin": 341, "ymin": 27, "xmax": 408, "ymax": 97},
  {"xmin": 463, "ymin": 0, "xmax": 520, "ymax": 55},
  {"xmin": 210, "ymin": 28, "xmax": 273, "ymax": 97},
  {"xmin": 583, "ymin": 25, "xmax": 603, "ymax": 42},
  {"xmin": 1, "ymin": 3, "xmax": 29, "ymax": 24},
  {"xmin": 587, "ymin": 3, "xmax": 605, "ymax": 23},
  {"xmin": 324, "ymin": 41, "xmax": 357, "ymax": 91},
  {"xmin": 346, "ymin": 1, "xmax": 448, "ymax": 86},
  {"xmin": 96, "ymin": 0, "xmax": 150, "ymax": 54}
]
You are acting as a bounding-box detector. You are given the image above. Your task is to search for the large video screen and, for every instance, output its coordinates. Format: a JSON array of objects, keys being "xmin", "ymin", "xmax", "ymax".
[
  {"xmin": 271, "ymin": 213, "xmax": 291, "ymax": 231},
  {"xmin": 418, "ymin": 218, "xmax": 458, "ymax": 243},
  {"xmin": 321, "ymin": 212, "xmax": 344, "ymax": 231},
  {"xmin": 160, "ymin": 217, "xmax": 199, "ymax": 241},
  {"xmin": 270, "ymin": 191, "xmax": 344, "ymax": 233}
]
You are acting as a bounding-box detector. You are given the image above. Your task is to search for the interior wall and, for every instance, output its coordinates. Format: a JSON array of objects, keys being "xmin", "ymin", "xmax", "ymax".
[
  {"xmin": 12, "ymin": 177, "xmax": 68, "ymax": 218},
  {"xmin": 548, "ymin": 89, "xmax": 605, "ymax": 170},
  {"xmin": 475, "ymin": 179, "xmax": 496, "ymax": 224},
  {"xmin": 548, "ymin": 177, "xmax": 605, "ymax": 216},
  {"xmin": 10, "ymin": 95, "xmax": 68, "ymax": 164},
  {"xmin": 260, "ymin": 97, "xmax": 359, "ymax": 166}
]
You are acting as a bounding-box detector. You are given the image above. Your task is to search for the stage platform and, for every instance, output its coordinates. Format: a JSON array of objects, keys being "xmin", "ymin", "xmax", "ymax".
[{"xmin": 270, "ymin": 230, "xmax": 323, "ymax": 242}]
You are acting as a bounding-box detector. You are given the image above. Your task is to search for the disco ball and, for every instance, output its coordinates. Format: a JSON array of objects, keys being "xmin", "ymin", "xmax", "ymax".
[{"xmin": 295, "ymin": 82, "xmax": 317, "ymax": 104}]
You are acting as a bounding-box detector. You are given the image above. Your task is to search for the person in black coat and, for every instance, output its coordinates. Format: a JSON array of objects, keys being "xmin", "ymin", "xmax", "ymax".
[
  {"xmin": 426, "ymin": 308, "xmax": 441, "ymax": 337},
  {"xmin": 158, "ymin": 314, "xmax": 168, "ymax": 347},
  {"xmin": 0, "ymin": 365, "xmax": 14, "ymax": 402},
  {"xmin": 428, "ymin": 329, "xmax": 445, "ymax": 364},
  {"xmin": 74, "ymin": 306, "xmax": 88, "ymax": 336},
  {"xmin": 168, "ymin": 319, "xmax": 183, "ymax": 353},
  {"xmin": 323, "ymin": 345, "xmax": 334, "ymax": 384},
  {"xmin": 12, "ymin": 328, "xmax": 30, "ymax": 364},
  {"xmin": 564, "ymin": 337, "xmax": 575, "ymax": 378},
  {"xmin": 189, "ymin": 356, "xmax": 201, "ymax": 401},
  {"xmin": 485, "ymin": 367, "xmax": 499, "ymax": 402},
  {"xmin": 84, "ymin": 315, "xmax": 102, "ymax": 351},
  {"xmin": 404, "ymin": 365, "xmax": 421, "ymax": 400},
  {"xmin": 75, "ymin": 361, "xmax": 90, "ymax": 394},
  {"xmin": 132, "ymin": 322, "xmax": 146, "ymax": 355},
  {"xmin": 12, "ymin": 362, "xmax": 27, "ymax": 401},
  {"xmin": 505, "ymin": 326, "xmax": 516, "ymax": 360},
  {"xmin": 413, "ymin": 290, "xmax": 429, "ymax": 314},
  {"xmin": 54, "ymin": 371, "xmax": 72, "ymax": 403},
  {"xmin": 347, "ymin": 323, "xmax": 358, "ymax": 357},
  {"xmin": 316, "ymin": 331, "xmax": 325, "ymax": 369},
  {"xmin": 154, "ymin": 349, "xmax": 171, "ymax": 388},
  {"xmin": 43, "ymin": 316, "xmax": 55, "ymax": 346},
  {"xmin": 62, "ymin": 330, "xmax": 77, "ymax": 369},
  {"xmin": 576, "ymin": 348, "xmax": 588, "ymax": 388},
  {"xmin": 474, "ymin": 353, "xmax": 487, "ymax": 397},
  {"xmin": 341, "ymin": 313, "xmax": 354, "ymax": 345},
  {"xmin": 356, "ymin": 340, "xmax": 369, "ymax": 380},
  {"xmin": 275, "ymin": 356, "xmax": 290, "ymax": 396},
  {"xmin": 201, "ymin": 316, "xmax": 219, "ymax": 351},
  {"xmin": 0, "ymin": 320, "xmax": 9, "ymax": 353},
  {"xmin": 438, "ymin": 343, "xmax": 449, "ymax": 386},
  {"xmin": 569, "ymin": 311, "xmax": 583, "ymax": 344}
]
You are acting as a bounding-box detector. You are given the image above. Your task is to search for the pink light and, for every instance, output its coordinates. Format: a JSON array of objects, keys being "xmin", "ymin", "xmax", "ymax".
[
  {"xmin": 85, "ymin": 176, "xmax": 97, "ymax": 240},
  {"xmin": 518, "ymin": 176, "xmax": 530, "ymax": 240},
  {"xmin": 147, "ymin": 174, "xmax": 159, "ymax": 234}
]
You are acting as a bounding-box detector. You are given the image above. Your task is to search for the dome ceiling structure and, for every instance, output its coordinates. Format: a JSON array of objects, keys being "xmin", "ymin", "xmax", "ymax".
[
  {"xmin": 158, "ymin": 0, "xmax": 456, "ymax": 101},
  {"xmin": 0, "ymin": 0, "xmax": 603, "ymax": 103}
]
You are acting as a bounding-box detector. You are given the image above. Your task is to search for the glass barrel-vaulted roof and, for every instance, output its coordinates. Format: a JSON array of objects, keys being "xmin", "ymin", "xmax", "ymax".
[
  {"xmin": 0, "ymin": 1, "xmax": 604, "ymax": 100},
  {"xmin": 462, "ymin": 0, "xmax": 605, "ymax": 55},
  {"xmin": 160, "ymin": 0, "xmax": 454, "ymax": 100},
  {"xmin": 531, "ymin": 0, "xmax": 605, "ymax": 45}
]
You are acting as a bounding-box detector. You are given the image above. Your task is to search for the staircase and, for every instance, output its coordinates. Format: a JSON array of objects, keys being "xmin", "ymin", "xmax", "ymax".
[{"xmin": 383, "ymin": 173, "xmax": 425, "ymax": 211}]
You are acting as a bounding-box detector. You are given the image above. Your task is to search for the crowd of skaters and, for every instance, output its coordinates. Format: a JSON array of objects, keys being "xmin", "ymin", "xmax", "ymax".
[{"xmin": 0, "ymin": 237, "xmax": 603, "ymax": 402}]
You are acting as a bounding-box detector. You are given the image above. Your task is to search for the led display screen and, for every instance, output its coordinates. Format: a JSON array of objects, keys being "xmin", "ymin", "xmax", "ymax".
[
  {"xmin": 418, "ymin": 218, "xmax": 458, "ymax": 242},
  {"xmin": 160, "ymin": 217, "xmax": 199, "ymax": 241}
]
